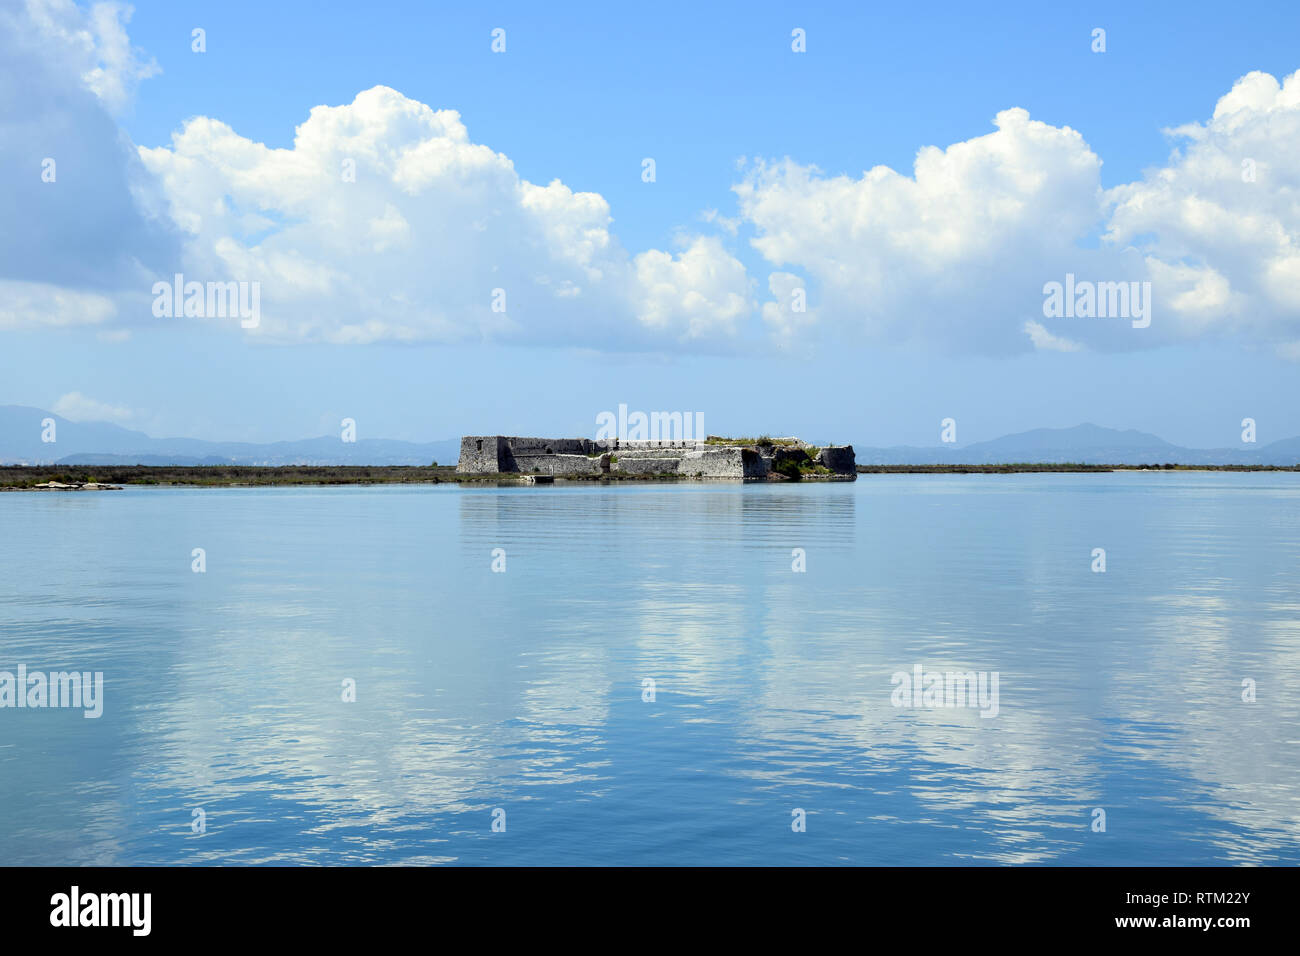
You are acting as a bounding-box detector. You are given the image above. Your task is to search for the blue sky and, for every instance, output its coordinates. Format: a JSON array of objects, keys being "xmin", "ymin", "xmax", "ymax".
[{"xmin": 3, "ymin": 0, "xmax": 1300, "ymax": 447}]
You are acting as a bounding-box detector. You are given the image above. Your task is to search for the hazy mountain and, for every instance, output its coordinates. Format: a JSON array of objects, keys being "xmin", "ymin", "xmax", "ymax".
[
  {"xmin": 0, "ymin": 406, "xmax": 459, "ymax": 466},
  {"xmin": 853, "ymin": 423, "xmax": 1300, "ymax": 466},
  {"xmin": 3, "ymin": 407, "xmax": 1297, "ymax": 467},
  {"xmin": 1255, "ymin": 435, "xmax": 1300, "ymax": 464}
]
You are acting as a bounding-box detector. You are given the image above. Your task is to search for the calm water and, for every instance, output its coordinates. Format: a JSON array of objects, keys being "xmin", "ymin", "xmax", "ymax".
[{"xmin": 1, "ymin": 473, "xmax": 1298, "ymax": 865}]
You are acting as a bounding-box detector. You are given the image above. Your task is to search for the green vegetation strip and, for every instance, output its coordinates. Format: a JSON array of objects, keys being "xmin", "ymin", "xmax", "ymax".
[
  {"xmin": 0, "ymin": 465, "xmax": 459, "ymax": 487},
  {"xmin": 0, "ymin": 465, "xmax": 700, "ymax": 487}
]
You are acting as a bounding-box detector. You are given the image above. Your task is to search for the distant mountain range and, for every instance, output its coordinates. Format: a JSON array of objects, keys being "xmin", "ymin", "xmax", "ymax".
[
  {"xmin": 851, "ymin": 423, "xmax": 1300, "ymax": 466},
  {"xmin": 1, "ymin": 406, "xmax": 1296, "ymax": 467},
  {"xmin": 0, "ymin": 406, "xmax": 460, "ymax": 466}
]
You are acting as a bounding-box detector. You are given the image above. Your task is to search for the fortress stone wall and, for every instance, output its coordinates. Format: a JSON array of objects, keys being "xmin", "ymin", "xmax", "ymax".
[
  {"xmin": 458, "ymin": 436, "xmax": 512, "ymax": 473},
  {"xmin": 458, "ymin": 436, "xmax": 855, "ymax": 480}
]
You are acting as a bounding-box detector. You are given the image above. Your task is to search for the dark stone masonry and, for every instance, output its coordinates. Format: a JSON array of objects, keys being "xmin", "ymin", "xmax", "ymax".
[{"xmin": 457, "ymin": 436, "xmax": 856, "ymax": 480}]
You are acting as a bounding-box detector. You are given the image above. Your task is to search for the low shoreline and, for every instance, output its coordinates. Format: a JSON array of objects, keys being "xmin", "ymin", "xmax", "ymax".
[
  {"xmin": 1, "ymin": 462, "xmax": 1297, "ymax": 489},
  {"xmin": 855, "ymin": 463, "xmax": 1300, "ymax": 474}
]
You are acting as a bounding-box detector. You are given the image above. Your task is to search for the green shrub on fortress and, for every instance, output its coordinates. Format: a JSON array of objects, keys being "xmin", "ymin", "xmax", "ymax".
[
  {"xmin": 772, "ymin": 458, "xmax": 803, "ymax": 480},
  {"xmin": 705, "ymin": 434, "xmax": 799, "ymax": 447}
]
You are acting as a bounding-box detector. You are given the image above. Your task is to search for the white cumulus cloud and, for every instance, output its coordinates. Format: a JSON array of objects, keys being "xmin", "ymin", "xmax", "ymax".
[
  {"xmin": 735, "ymin": 107, "xmax": 1134, "ymax": 354},
  {"xmin": 0, "ymin": 0, "xmax": 178, "ymax": 301},
  {"xmin": 9, "ymin": 0, "xmax": 1300, "ymax": 362},
  {"xmin": 139, "ymin": 86, "xmax": 753, "ymax": 348},
  {"xmin": 1106, "ymin": 69, "xmax": 1300, "ymax": 354},
  {"xmin": 26, "ymin": 0, "xmax": 159, "ymax": 113},
  {"xmin": 739, "ymin": 75, "xmax": 1300, "ymax": 357}
]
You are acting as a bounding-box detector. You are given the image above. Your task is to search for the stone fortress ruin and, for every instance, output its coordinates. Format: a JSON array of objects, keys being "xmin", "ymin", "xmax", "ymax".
[{"xmin": 457, "ymin": 436, "xmax": 856, "ymax": 480}]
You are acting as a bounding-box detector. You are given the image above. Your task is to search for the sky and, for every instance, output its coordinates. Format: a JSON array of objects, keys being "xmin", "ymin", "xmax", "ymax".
[{"xmin": 3, "ymin": 0, "xmax": 1300, "ymax": 448}]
